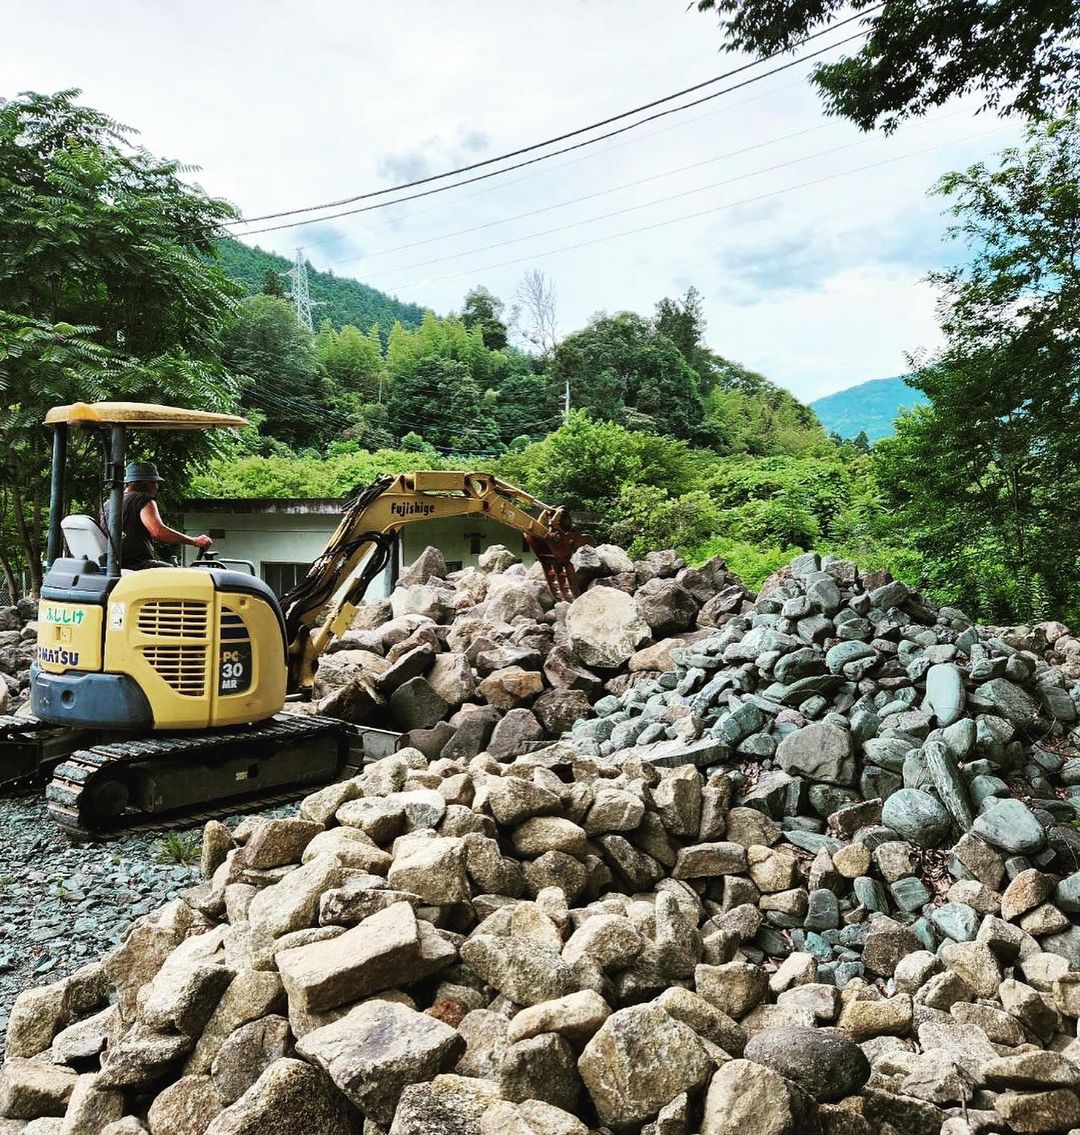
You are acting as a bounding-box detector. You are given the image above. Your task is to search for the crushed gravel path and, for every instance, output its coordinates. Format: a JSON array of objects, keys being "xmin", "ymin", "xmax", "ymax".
[{"xmin": 0, "ymin": 791, "xmax": 293, "ymax": 1060}]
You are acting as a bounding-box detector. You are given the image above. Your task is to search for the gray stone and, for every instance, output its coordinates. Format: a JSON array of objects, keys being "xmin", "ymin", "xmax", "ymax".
[
  {"xmin": 565, "ymin": 588, "xmax": 649, "ymax": 669},
  {"xmin": 743, "ymin": 1025, "xmax": 870, "ymax": 1102},
  {"xmin": 775, "ymin": 722, "xmax": 855, "ymax": 786},
  {"xmin": 389, "ymin": 677, "xmax": 449, "ymax": 731},
  {"xmin": 700, "ymin": 1059, "xmax": 810, "ymax": 1135},
  {"xmin": 390, "ymin": 1075, "xmax": 501, "ymax": 1135},
  {"xmin": 210, "ymin": 1016, "xmax": 292, "ymax": 1107},
  {"xmin": 203, "ymin": 1058, "xmax": 357, "ymax": 1135},
  {"xmin": 973, "ymin": 678, "xmax": 1041, "ymax": 726},
  {"xmin": 460, "ymin": 934, "xmax": 576, "ymax": 1006},
  {"xmin": 295, "ymin": 1000, "xmax": 464, "ymax": 1125},
  {"xmin": 577, "ymin": 1002, "xmax": 713, "ymax": 1128}
]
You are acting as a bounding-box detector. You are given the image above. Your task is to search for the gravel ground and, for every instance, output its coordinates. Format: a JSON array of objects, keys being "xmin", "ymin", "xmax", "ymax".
[{"xmin": 0, "ymin": 791, "xmax": 294, "ymax": 1060}]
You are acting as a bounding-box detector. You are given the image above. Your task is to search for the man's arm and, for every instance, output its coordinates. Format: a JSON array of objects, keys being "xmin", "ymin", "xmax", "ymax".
[{"xmin": 140, "ymin": 501, "xmax": 213, "ymax": 550}]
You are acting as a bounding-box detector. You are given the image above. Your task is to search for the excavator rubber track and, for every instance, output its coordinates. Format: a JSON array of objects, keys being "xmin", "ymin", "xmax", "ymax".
[{"xmin": 45, "ymin": 713, "xmax": 357, "ymax": 836}]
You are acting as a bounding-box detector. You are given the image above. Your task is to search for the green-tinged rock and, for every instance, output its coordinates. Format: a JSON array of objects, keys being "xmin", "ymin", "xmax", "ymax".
[
  {"xmin": 930, "ymin": 902, "xmax": 979, "ymax": 942},
  {"xmin": 972, "ymin": 678, "xmax": 1041, "ymax": 726},
  {"xmin": 972, "ymin": 798, "xmax": 1046, "ymax": 855},
  {"xmin": 924, "ymin": 663, "xmax": 965, "ymax": 726},
  {"xmin": 881, "ymin": 788, "xmax": 951, "ymax": 848},
  {"xmin": 890, "ymin": 876, "xmax": 931, "ymax": 913},
  {"xmin": 923, "ymin": 740, "xmax": 974, "ymax": 830}
]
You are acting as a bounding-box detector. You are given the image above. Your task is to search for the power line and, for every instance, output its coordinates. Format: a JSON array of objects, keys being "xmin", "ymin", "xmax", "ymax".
[
  {"xmin": 393, "ymin": 124, "xmax": 1014, "ymax": 292},
  {"xmin": 228, "ymin": 6, "xmax": 883, "ymax": 230},
  {"xmin": 328, "ymin": 123, "xmax": 831, "ymax": 268},
  {"xmin": 357, "ymin": 112, "xmax": 969, "ymax": 283},
  {"xmin": 230, "ymin": 24, "xmax": 878, "ymax": 238},
  {"xmin": 278, "ymin": 70, "xmax": 824, "ymax": 266}
]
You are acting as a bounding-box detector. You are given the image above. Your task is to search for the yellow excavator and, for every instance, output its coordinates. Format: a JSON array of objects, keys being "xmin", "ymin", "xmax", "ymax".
[{"xmin": 2, "ymin": 401, "xmax": 588, "ymax": 834}]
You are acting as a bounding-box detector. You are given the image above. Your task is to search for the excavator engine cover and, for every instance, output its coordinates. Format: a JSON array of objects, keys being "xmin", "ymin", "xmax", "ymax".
[{"xmin": 33, "ymin": 561, "xmax": 287, "ymax": 730}]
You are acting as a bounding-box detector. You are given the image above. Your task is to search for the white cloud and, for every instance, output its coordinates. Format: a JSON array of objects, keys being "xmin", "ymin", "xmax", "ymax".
[{"xmin": 0, "ymin": 0, "xmax": 1025, "ymax": 403}]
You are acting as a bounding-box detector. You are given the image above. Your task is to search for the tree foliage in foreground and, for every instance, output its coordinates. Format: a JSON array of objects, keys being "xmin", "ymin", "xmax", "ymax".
[
  {"xmin": 696, "ymin": 0, "xmax": 1080, "ymax": 132},
  {"xmin": 0, "ymin": 90, "xmax": 239, "ymax": 594},
  {"xmin": 875, "ymin": 116, "xmax": 1080, "ymax": 622}
]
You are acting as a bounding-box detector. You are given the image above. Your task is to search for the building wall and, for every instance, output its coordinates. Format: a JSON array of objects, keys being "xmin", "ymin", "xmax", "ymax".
[{"xmin": 180, "ymin": 505, "xmax": 533, "ymax": 599}]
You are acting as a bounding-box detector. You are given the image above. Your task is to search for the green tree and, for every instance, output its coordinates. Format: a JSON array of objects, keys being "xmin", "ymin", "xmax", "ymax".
[
  {"xmin": 497, "ymin": 411, "xmax": 699, "ymax": 531},
  {"xmin": 386, "ymin": 311, "xmax": 490, "ymax": 380},
  {"xmin": 550, "ymin": 312, "xmax": 705, "ymax": 440},
  {"xmin": 654, "ymin": 286, "xmax": 722, "ymax": 389},
  {"xmin": 315, "ymin": 322, "xmax": 385, "ymax": 401},
  {"xmin": 222, "ymin": 295, "xmax": 331, "ymax": 450},
  {"xmin": 696, "ymin": 1, "xmax": 1080, "ymax": 132},
  {"xmin": 609, "ymin": 485, "xmax": 722, "ymax": 559},
  {"xmin": 261, "ymin": 268, "xmax": 284, "ymax": 297},
  {"xmin": 876, "ymin": 117, "xmax": 1080, "ymax": 621},
  {"xmin": 0, "ymin": 90, "xmax": 239, "ymax": 595},
  {"xmin": 385, "ymin": 356, "xmax": 499, "ymax": 452},
  {"xmin": 493, "ymin": 367, "xmax": 561, "ymax": 442},
  {"xmin": 461, "ymin": 286, "xmax": 508, "ymax": 351}
]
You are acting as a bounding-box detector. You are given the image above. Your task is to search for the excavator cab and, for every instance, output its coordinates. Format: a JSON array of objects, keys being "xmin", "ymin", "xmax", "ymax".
[{"xmin": 31, "ymin": 401, "xmax": 289, "ymax": 733}]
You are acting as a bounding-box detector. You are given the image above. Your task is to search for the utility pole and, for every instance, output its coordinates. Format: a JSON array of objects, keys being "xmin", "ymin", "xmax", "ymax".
[
  {"xmin": 563, "ymin": 379, "xmax": 571, "ymax": 423},
  {"xmin": 284, "ymin": 248, "xmax": 317, "ymax": 332}
]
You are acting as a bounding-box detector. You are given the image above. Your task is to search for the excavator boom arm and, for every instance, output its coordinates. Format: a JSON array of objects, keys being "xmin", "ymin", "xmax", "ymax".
[{"xmin": 280, "ymin": 471, "xmax": 589, "ymax": 691}]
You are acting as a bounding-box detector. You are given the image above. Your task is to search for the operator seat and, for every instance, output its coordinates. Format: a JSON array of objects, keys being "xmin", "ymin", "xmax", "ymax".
[
  {"xmin": 60, "ymin": 514, "xmax": 134, "ymax": 574},
  {"xmin": 61, "ymin": 515, "xmax": 107, "ymax": 561}
]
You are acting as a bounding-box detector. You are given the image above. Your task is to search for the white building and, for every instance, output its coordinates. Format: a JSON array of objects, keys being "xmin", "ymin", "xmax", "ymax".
[{"xmin": 180, "ymin": 497, "xmax": 535, "ymax": 598}]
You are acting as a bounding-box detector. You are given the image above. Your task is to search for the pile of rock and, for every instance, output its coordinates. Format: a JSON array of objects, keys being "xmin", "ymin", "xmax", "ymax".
[
  {"xmin": 307, "ymin": 542, "xmax": 751, "ymax": 761},
  {"xmin": 0, "ymin": 599, "xmax": 36, "ymax": 714},
  {"xmin": 572, "ymin": 551, "xmax": 1080, "ymax": 859},
  {"xmin": 4, "ymin": 551, "xmax": 1080, "ymax": 1134}
]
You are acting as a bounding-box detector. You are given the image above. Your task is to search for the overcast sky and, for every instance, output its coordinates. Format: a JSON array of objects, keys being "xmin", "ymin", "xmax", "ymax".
[{"xmin": 3, "ymin": 1, "xmax": 1023, "ymax": 401}]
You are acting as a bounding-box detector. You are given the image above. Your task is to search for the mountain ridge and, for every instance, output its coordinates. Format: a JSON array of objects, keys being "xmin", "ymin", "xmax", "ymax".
[
  {"xmin": 214, "ymin": 238, "xmax": 427, "ymax": 334},
  {"xmin": 810, "ymin": 375, "xmax": 929, "ymax": 442}
]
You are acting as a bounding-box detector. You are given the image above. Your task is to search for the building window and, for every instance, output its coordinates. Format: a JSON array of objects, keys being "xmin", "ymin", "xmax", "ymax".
[
  {"xmin": 466, "ymin": 533, "xmax": 483, "ymax": 556},
  {"xmin": 445, "ymin": 560, "xmax": 463, "ymax": 574},
  {"xmin": 262, "ymin": 562, "xmax": 311, "ymax": 597}
]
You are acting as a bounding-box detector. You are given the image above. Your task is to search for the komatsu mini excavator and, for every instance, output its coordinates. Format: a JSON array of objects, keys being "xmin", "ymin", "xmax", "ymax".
[{"xmin": 1, "ymin": 401, "xmax": 588, "ymax": 834}]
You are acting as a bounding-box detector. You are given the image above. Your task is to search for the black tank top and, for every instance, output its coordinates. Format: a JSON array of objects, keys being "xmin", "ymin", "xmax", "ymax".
[{"xmin": 105, "ymin": 492, "xmax": 156, "ymax": 567}]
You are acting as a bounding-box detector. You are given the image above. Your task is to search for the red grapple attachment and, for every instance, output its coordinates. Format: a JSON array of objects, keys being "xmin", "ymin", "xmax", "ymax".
[{"xmin": 525, "ymin": 509, "xmax": 592, "ymax": 602}]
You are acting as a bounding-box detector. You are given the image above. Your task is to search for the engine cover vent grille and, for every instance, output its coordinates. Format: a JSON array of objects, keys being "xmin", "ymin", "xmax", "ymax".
[
  {"xmin": 141, "ymin": 645, "xmax": 207, "ymax": 697},
  {"xmin": 137, "ymin": 599, "xmax": 209, "ymax": 639}
]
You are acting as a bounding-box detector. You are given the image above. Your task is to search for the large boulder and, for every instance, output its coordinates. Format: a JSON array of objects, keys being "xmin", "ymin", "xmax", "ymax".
[
  {"xmin": 203, "ymin": 1059, "xmax": 357, "ymax": 1135},
  {"xmin": 295, "ymin": 1000, "xmax": 464, "ymax": 1125},
  {"xmin": 277, "ymin": 901, "xmax": 453, "ymax": 1013},
  {"xmin": 634, "ymin": 578, "xmax": 698, "ymax": 637},
  {"xmin": 775, "ymin": 722, "xmax": 856, "ymax": 786},
  {"xmin": 577, "ymin": 1002, "xmax": 713, "ymax": 1128},
  {"xmin": 742, "ymin": 1025, "xmax": 870, "ymax": 1102},
  {"xmin": 565, "ymin": 589, "xmax": 649, "ymax": 670}
]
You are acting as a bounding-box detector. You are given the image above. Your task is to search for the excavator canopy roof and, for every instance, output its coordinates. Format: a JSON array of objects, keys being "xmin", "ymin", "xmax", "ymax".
[{"xmin": 45, "ymin": 401, "xmax": 249, "ymax": 430}]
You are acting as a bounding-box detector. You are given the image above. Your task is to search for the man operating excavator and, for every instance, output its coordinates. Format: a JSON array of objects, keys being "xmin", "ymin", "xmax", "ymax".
[{"xmin": 105, "ymin": 461, "xmax": 214, "ymax": 570}]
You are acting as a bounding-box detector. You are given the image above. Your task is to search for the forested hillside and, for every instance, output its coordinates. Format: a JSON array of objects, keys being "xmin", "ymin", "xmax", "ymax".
[
  {"xmin": 4, "ymin": 90, "xmax": 1080, "ymax": 627},
  {"xmin": 811, "ymin": 376, "xmax": 929, "ymax": 442},
  {"xmin": 214, "ymin": 238, "xmax": 426, "ymax": 335}
]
